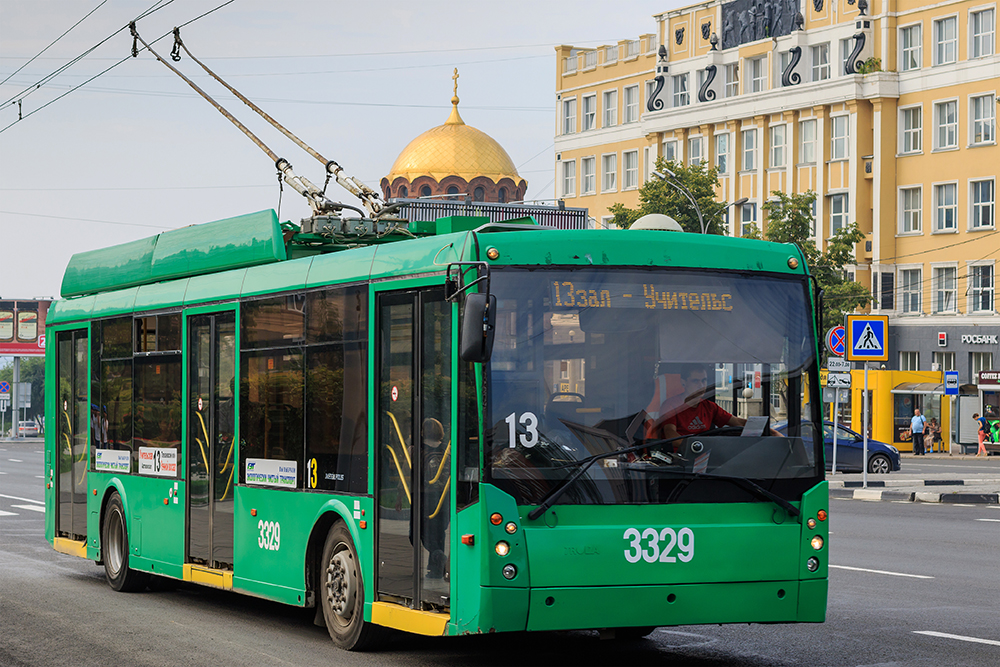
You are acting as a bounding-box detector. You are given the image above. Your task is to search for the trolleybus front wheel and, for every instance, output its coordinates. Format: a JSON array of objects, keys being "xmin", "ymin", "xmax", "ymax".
[
  {"xmin": 101, "ymin": 492, "xmax": 150, "ymax": 592},
  {"xmin": 320, "ymin": 522, "xmax": 383, "ymax": 651}
]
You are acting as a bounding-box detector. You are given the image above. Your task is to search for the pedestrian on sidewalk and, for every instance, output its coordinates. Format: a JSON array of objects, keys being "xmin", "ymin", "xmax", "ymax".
[
  {"xmin": 911, "ymin": 409, "xmax": 927, "ymax": 455},
  {"xmin": 975, "ymin": 413, "xmax": 989, "ymax": 456},
  {"xmin": 928, "ymin": 417, "xmax": 941, "ymax": 453}
]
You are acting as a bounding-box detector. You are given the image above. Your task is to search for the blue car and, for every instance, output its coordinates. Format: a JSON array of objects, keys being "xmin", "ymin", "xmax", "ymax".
[{"xmin": 776, "ymin": 421, "xmax": 901, "ymax": 474}]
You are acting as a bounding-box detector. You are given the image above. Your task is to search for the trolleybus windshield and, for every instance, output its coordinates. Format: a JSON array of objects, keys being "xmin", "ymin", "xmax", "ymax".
[{"xmin": 485, "ymin": 267, "xmax": 822, "ymax": 507}]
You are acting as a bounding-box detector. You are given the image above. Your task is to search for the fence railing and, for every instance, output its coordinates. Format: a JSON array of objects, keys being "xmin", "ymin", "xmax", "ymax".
[{"xmin": 388, "ymin": 199, "xmax": 590, "ymax": 230}]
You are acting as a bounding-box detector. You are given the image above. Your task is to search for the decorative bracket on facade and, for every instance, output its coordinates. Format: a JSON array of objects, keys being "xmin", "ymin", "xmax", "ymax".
[
  {"xmin": 781, "ymin": 46, "xmax": 802, "ymax": 86},
  {"xmin": 646, "ymin": 44, "xmax": 668, "ymax": 112},
  {"xmin": 697, "ymin": 65, "xmax": 718, "ymax": 102}
]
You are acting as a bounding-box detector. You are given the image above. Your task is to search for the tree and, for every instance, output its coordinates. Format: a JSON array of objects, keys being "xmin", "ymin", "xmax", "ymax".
[
  {"xmin": 761, "ymin": 190, "xmax": 871, "ymax": 328},
  {"xmin": 609, "ymin": 158, "xmax": 730, "ymax": 234},
  {"xmin": 0, "ymin": 357, "xmax": 45, "ymax": 430}
]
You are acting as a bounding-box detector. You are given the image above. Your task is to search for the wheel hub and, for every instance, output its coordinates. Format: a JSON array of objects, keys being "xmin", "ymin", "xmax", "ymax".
[{"xmin": 326, "ymin": 549, "xmax": 357, "ymax": 618}]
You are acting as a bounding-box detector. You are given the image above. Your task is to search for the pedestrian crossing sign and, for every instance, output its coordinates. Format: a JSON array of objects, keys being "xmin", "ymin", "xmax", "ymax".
[{"xmin": 845, "ymin": 314, "xmax": 889, "ymax": 361}]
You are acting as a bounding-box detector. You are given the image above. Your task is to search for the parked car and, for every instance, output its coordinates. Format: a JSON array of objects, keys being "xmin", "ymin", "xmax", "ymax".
[
  {"xmin": 776, "ymin": 421, "xmax": 900, "ymax": 474},
  {"xmin": 17, "ymin": 421, "xmax": 40, "ymax": 437}
]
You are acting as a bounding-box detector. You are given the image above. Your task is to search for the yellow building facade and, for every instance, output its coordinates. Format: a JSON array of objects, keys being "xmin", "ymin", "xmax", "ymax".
[{"xmin": 555, "ymin": 0, "xmax": 1000, "ymax": 401}]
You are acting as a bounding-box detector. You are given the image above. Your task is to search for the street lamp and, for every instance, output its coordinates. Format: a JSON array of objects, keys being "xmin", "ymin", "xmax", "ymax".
[
  {"xmin": 722, "ymin": 197, "xmax": 749, "ymax": 235},
  {"xmin": 652, "ymin": 169, "xmax": 748, "ymax": 235}
]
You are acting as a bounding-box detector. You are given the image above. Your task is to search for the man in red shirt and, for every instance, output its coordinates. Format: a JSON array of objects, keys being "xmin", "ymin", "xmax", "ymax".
[{"xmin": 646, "ymin": 364, "xmax": 749, "ymax": 441}]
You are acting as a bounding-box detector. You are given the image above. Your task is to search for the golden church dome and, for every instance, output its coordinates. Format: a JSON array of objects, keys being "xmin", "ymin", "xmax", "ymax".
[{"xmin": 383, "ymin": 71, "xmax": 525, "ymax": 197}]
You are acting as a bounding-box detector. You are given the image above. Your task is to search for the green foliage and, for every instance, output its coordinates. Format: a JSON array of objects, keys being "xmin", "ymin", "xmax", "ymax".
[
  {"xmin": 857, "ymin": 57, "xmax": 882, "ymax": 74},
  {"xmin": 609, "ymin": 158, "xmax": 728, "ymax": 234},
  {"xmin": 761, "ymin": 190, "xmax": 871, "ymax": 327},
  {"xmin": 0, "ymin": 358, "xmax": 45, "ymax": 426}
]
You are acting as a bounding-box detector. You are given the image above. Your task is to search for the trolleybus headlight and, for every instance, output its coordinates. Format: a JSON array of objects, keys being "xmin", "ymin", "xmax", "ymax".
[
  {"xmin": 495, "ymin": 541, "xmax": 510, "ymax": 556},
  {"xmin": 487, "ymin": 247, "xmax": 500, "ymax": 260},
  {"xmin": 807, "ymin": 518, "xmax": 817, "ymax": 529},
  {"xmin": 817, "ymin": 509, "xmax": 828, "ymax": 522},
  {"xmin": 505, "ymin": 522, "xmax": 517, "ymax": 534},
  {"xmin": 806, "ymin": 557, "xmax": 819, "ymax": 572},
  {"xmin": 490, "ymin": 513, "xmax": 503, "ymax": 526},
  {"xmin": 502, "ymin": 564, "xmax": 517, "ymax": 579},
  {"xmin": 810, "ymin": 535, "xmax": 824, "ymax": 551},
  {"xmin": 787, "ymin": 257, "xmax": 799, "ymax": 269}
]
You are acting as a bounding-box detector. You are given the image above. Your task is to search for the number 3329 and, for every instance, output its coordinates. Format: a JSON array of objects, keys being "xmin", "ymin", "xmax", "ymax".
[{"xmin": 623, "ymin": 527, "xmax": 694, "ymax": 563}]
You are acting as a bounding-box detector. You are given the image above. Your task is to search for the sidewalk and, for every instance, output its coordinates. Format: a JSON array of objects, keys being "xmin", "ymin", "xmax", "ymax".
[{"xmin": 828, "ymin": 452, "xmax": 1000, "ymax": 504}]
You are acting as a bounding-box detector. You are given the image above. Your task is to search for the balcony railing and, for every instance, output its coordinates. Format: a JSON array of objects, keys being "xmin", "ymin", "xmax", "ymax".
[
  {"xmin": 564, "ymin": 55, "xmax": 577, "ymax": 74},
  {"xmin": 605, "ymin": 45, "xmax": 618, "ymax": 64},
  {"xmin": 625, "ymin": 39, "xmax": 641, "ymax": 58},
  {"xmin": 583, "ymin": 50, "xmax": 597, "ymax": 69}
]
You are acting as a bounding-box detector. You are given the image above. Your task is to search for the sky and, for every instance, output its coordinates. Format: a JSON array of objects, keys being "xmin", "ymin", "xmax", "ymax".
[{"xmin": 0, "ymin": 0, "xmax": 672, "ymax": 301}]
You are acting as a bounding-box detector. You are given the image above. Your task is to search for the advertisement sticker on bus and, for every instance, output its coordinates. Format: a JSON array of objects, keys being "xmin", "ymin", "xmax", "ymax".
[
  {"xmin": 95, "ymin": 449, "xmax": 131, "ymax": 473},
  {"xmin": 138, "ymin": 447, "xmax": 178, "ymax": 477},
  {"xmin": 245, "ymin": 458, "xmax": 298, "ymax": 488}
]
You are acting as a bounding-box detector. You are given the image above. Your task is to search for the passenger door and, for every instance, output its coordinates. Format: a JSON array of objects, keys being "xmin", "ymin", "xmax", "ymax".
[
  {"xmin": 375, "ymin": 288, "xmax": 453, "ymax": 610},
  {"xmin": 55, "ymin": 329, "xmax": 88, "ymax": 541}
]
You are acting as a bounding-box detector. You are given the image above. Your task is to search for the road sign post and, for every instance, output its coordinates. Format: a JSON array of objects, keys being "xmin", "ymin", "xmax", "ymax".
[
  {"xmin": 832, "ymin": 389, "xmax": 839, "ymax": 474},
  {"xmin": 845, "ymin": 315, "xmax": 889, "ymax": 489}
]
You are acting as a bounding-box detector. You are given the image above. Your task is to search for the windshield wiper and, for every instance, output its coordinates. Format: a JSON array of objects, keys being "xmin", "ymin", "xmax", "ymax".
[
  {"xmin": 657, "ymin": 470, "xmax": 800, "ymax": 518},
  {"xmin": 526, "ymin": 427, "xmax": 733, "ymax": 521}
]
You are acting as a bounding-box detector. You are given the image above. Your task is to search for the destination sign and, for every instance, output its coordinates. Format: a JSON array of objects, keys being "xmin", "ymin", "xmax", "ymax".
[{"xmin": 550, "ymin": 281, "xmax": 734, "ymax": 312}]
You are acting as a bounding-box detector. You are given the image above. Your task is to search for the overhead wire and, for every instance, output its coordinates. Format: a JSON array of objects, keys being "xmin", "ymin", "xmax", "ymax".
[{"xmin": 0, "ymin": 0, "xmax": 110, "ymax": 88}]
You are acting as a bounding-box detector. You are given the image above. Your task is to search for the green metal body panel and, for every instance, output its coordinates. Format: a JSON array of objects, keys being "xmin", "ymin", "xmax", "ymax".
[
  {"xmin": 44, "ymin": 214, "xmax": 826, "ymax": 641},
  {"xmin": 60, "ymin": 210, "xmax": 284, "ymax": 298}
]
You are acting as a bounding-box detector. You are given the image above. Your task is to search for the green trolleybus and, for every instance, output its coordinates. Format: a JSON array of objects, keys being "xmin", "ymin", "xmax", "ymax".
[{"xmin": 44, "ymin": 209, "xmax": 828, "ymax": 649}]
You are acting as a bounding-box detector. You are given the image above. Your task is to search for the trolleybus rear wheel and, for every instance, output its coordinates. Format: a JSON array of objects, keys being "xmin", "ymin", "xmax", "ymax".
[
  {"xmin": 101, "ymin": 492, "xmax": 150, "ymax": 592},
  {"xmin": 320, "ymin": 522, "xmax": 383, "ymax": 650}
]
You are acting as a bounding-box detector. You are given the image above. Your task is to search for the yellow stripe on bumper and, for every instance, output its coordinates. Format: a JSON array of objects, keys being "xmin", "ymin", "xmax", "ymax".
[
  {"xmin": 183, "ymin": 564, "xmax": 233, "ymax": 590},
  {"xmin": 53, "ymin": 537, "xmax": 88, "ymax": 559},
  {"xmin": 371, "ymin": 601, "xmax": 448, "ymax": 636}
]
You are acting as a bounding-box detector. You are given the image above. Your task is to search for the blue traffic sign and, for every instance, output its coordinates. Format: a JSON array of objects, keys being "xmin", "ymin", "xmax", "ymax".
[
  {"xmin": 944, "ymin": 370, "xmax": 959, "ymax": 395},
  {"xmin": 845, "ymin": 314, "xmax": 889, "ymax": 362},
  {"xmin": 826, "ymin": 326, "xmax": 846, "ymax": 356},
  {"xmin": 0, "ymin": 381, "xmax": 9, "ymax": 394}
]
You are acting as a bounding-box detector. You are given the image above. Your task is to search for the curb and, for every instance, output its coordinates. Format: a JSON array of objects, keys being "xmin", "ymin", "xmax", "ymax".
[
  {"xmin": 830, "ymin": 487, "xmax": 1000, "ymax": 504},
  {"xmin": 827, "ymin": 478, "xmax": 1000, "ymax": 488}
]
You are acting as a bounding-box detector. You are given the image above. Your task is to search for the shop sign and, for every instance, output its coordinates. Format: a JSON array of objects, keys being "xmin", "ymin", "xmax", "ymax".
[
  {"xmin": 978, "ymin": 370, "xmax": 1000, "ymax": 385},
  {"xmin": 962, "ymin": 335, "xmax": 999, "ymax": 344}
]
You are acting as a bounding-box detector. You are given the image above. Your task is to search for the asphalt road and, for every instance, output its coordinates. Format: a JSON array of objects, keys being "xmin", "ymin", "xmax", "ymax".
[{"xmin": 2, "ymin": 439, "xmax": 999, "ymax": 667}]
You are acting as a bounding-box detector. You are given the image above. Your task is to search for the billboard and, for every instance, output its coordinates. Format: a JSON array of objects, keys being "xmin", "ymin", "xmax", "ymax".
[{"xmin": 0, "ymin": 300, "xmax": 51, "ymax": 357}]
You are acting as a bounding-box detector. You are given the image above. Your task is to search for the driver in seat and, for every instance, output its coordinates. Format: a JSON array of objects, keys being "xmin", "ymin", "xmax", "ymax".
[{"xmin": 645, "ymin": 364, "xmax": 750, "ymax": 442}]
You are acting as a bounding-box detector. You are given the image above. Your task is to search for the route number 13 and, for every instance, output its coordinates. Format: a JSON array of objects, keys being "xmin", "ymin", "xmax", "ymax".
[{"xmin": 505, "ymin": 411, "xmax": 539, "ymax": 448}]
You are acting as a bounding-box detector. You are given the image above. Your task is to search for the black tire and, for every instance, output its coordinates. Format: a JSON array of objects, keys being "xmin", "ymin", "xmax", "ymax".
[
  {"xmin": 615, "ymin": 626, "xmax": 657, "ymax": 640},
  {"xmin": 101, "ymin": 492, "xmax": 150, "ymax": 592},
  {"xmin": 320, "ymin": 522, "xmax": 383, "ymax": 651},
  {"xmin": 868, "ymin": 454, "xmax": 891, "ymax": 475}
]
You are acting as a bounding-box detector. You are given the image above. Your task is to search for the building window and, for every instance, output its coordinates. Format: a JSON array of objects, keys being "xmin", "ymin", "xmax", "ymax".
[
  {"xmin": 769, "ymin": 125, "xmax": 786, "ymax": 167},
  {"xmin": 420, "ymin": 185, "xmax": 432, "ymax": 197},
  {"xmin": 901, "ymin": 106, "xmax": 922, "ymax": 153},
  {"xmin": 581, "ymin": 95, "xmax": 596, "ymax": 131},
  {"xmin": 831, "ymin": 116, "xmax": 849, "ymax": 160},
  {"xmin": 624, "ymin": 85, "xmax": 639, "ymax": 123},
  {"xmin": 970, "ymin": 264, "xmax": 995, "ymax": 312},
  {"xmin": 935, "ymin": 100, "xmax": 958, "ymax": 149},
  {"xmin": 498, "ymin": 187, "xmax": 507, "ymax": 203},
  {"xmin": 562, "ymin": 160, "xmax": 576, "ymax": 197},
  {"xmin": 972, "ymin": 9, "xmax": 995, "ymax": 58},
  {"xmin": 830, "ymin": 194, "xmax": 848, "ymax": 235},
  {"xmin": 662, "ymin": 140, "xmax": 677, "ymax": 163},
  {"xmin": 716, "ymin": 133, "xmax": 729, "ymax": 173},
  {"xmin": 602, "ymin": 90, "xmax": 617, "ymax": 127},
  {"xmin": 581, "ymin": 156, "xmax": 595, "ymax": 194},
  {"xmin": 673, "ymin": 74, "xmax": 689, "ymax": 107},
  {"xmin": 747, "ymin": 56, "xmax": 766, "ymax": 93},
  {"xmin": 972, "ymin": 94, "xmax": 996, "ymax": 145},
  {"xmin": 935, "ymin": 183, "xmax": 958, "ymax": 231},
  {"xmin": 900, "ymin": 268, "xmax": 922, "ymax": 313},
  {"xmin": 900, "ymin": 24, "xmax": 922, "ymax": 71},
  {"xmin": 933, "ymin": 351, "xmax": 957, "ymax": 371},
  {"xmin": 934, "ymin": 17, "xmax": 958, "ymax": 65},
  {"xmin": 877, "ymin": 272, "xmax": 895, "ymax": 311},
  {"xmin": 900, "ymin": 187, "xmax": 922, "ymax": 233},
  {"xmin": 725, "ymin": 64, "xmax": 739, "ymax": 97},
  {"xmin": 602, "ymin": 154, "xmax": 617, "ymax": 192},
  {"xmin": 800, "ymin": 119, "xmax": 816, "ymax": 163},
  {"xmin": 397, "ymin": 185, "xmax": 408, "ymax": 198},
  {"xmin": 473, "ymin": 186, "xmax": 484, "ymax": 201},
  {"xmin": 899, "ymin": 351, "xmax": 920, "ymax": 371},
  {"xmin": 812, "ymin": 44, "xmax": 830, "ymax": 81},
  {"xmin": 562, "ymin": 98, "xmax": 576, "ymax": 135},
  {"xmin": 742, "ymin": 128, "xmax": 757, "ymax": 171},
  {"xmin": 971, "ymin": 179, "xmax": 995, "ymax": 229},
  {"xmin": 740, "ymin": 202, "xmax": 758, "ymax": 236},
  {"xmin": 933, "ymin": 266, "xmax": 957, "ymax": 312},
  {"xmin": 688, "ymin": 136, "xmax": 702, "ymax": 166},
  {"xmin": 623, "ymin": 150, "xmax": 639, "ymax": 189},
  {"xmin": 972, "ymin": 352, "xmax": 994, "ymax": 380}
]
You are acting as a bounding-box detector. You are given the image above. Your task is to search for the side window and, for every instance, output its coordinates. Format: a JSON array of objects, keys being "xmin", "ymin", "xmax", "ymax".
[{"xmin": 91, "ymin": 317, "xmax": 134, "ymax": 471}]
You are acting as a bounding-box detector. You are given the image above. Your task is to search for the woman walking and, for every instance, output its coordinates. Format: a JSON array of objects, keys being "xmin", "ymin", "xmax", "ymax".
[{"xmin": 974, "ymin": 413, "xmax": 990, "ymax": 457}]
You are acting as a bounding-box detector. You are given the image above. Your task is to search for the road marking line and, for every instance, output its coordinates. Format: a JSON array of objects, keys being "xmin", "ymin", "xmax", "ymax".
[
  {"xmin": 830, "ymin": 564, "xmax": 934, "ymax": 579},
  {"xmin": 11, "ymin": 504, "xmax": 45, "ymax": 513},
  {"xmin": 951, "ymin": 504, "xmax": 975, "ymax": 507},
  {"xmin": 0, "ymin": 493, "xmax": 43, "ymax": 505},
  {"xmin": 8, "ymin": 459, "xmax": 23, "ymax": 462},
  {"xmin": 914, "ymin": 631, "xmax": 1000, "ymax": 646},
  {"xmin": 0, "ymin": 510, "xmax": 16, "ymax": 517},
  {"xmin": 34, "ymin": 475, "xmax": 43, "ymax": 479},
  {"xmin": 975, "ymin": 519, "xmax": 1000, "ymax": 522}
]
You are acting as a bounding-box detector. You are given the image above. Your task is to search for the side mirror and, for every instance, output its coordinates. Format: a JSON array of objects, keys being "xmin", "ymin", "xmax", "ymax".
[{"xmin": 460, "ymin": 292, "xmax": 496, "ymax": 363}]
